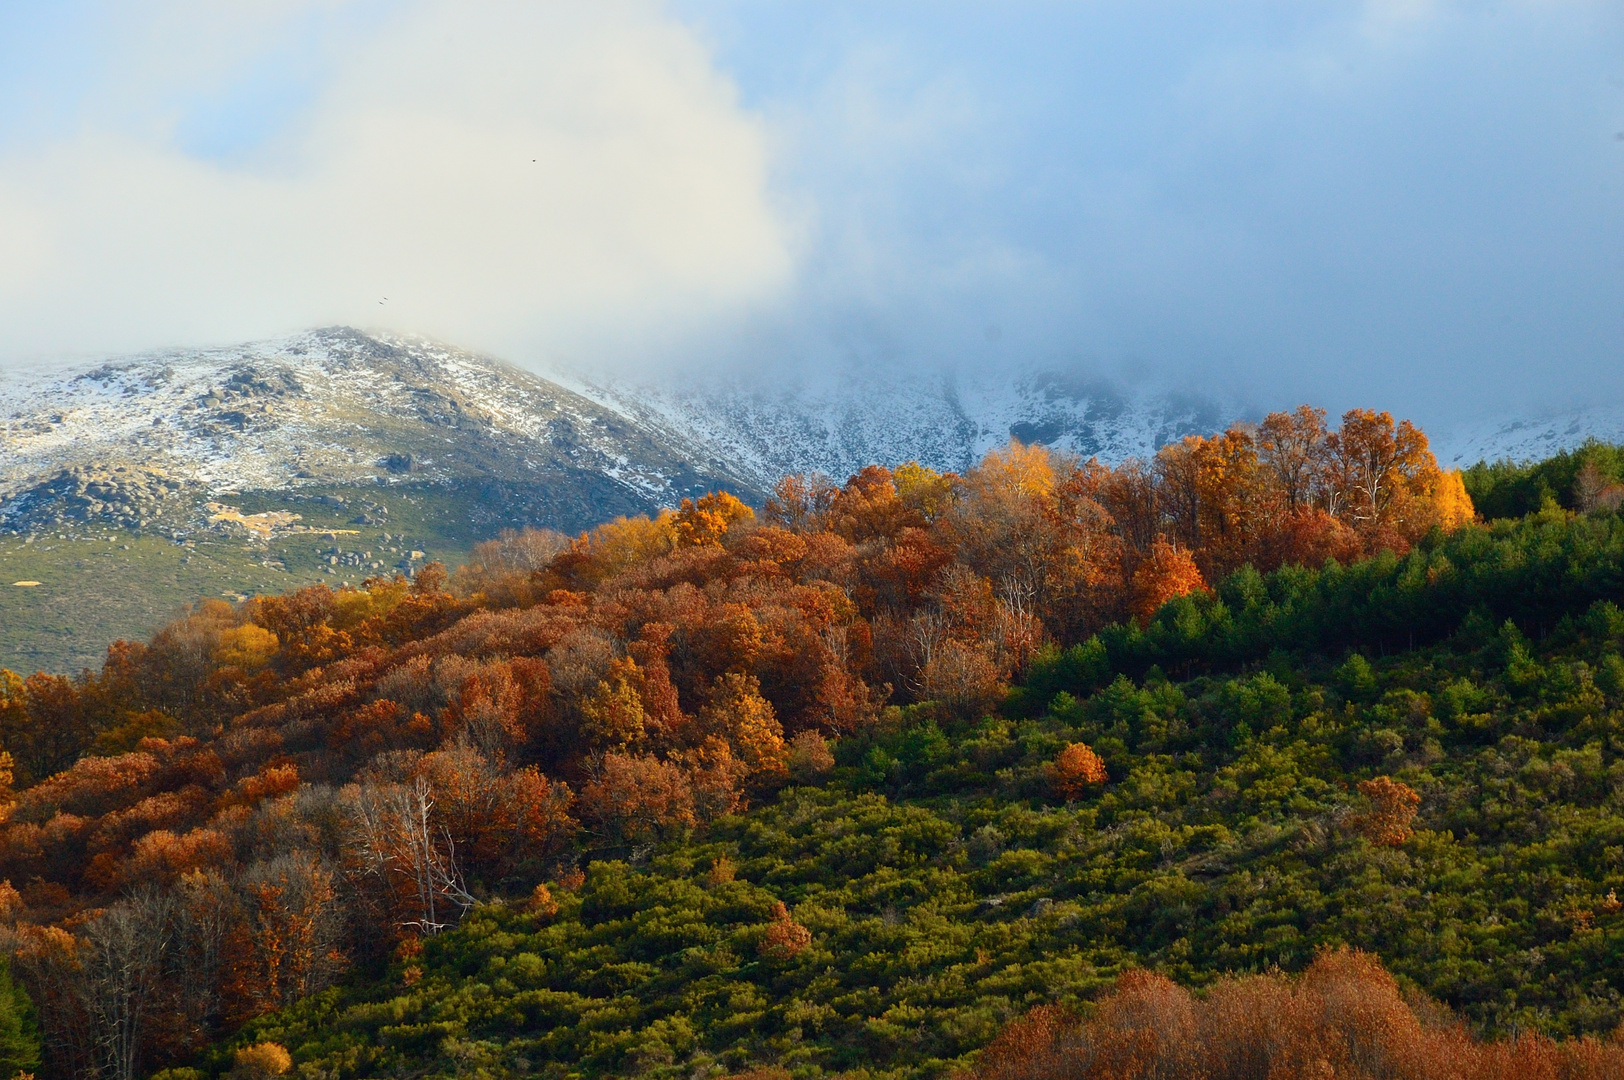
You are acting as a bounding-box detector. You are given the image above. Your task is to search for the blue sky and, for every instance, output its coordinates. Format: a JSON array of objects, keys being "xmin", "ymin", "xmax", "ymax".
[{"xmin": 0, "ymin": 1, "xmax": 1620, "ymax": 426}]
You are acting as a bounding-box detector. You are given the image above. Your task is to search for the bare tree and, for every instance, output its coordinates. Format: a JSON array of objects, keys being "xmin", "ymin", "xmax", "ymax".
[
  {"xmin": 171, "ymin": 871, "xmax": 233, "ymax": 1045},
  {"xmin": 1575, "ymin": 460, "xmax": 1608, "ymax": 512},
  {"xmin": 79, "ymin": 889, "xmax": 173, "ymax": 1080},
  {"xmin": 348, "ymin": 779, "xmax": 474, "ymax": 936},
  {"xmin": 237, "ymin": 852, "xmax": 346, "ymax": 1012}
]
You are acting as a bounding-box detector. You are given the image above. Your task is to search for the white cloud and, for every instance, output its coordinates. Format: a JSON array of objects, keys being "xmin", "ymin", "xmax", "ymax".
[{"xmin": 0, "ymin": 0, "xmax": 792, "ymax": 369}]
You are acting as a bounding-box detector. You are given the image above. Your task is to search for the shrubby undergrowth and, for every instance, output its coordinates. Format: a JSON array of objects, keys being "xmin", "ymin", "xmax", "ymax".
[{"xmin": 0, "ymin": 417, "xmax": 1620, "ymax": 1079}]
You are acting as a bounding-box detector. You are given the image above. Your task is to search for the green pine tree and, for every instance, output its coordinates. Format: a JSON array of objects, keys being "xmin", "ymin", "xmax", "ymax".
[{"xmin": 0, "ymin": 958, "xmax": 41, "ymax": 1079}]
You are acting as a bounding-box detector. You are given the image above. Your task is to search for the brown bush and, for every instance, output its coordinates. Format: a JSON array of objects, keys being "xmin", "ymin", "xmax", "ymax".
[
  {"xmin": 965, "ymin": 947, "xmax": 1624, "ymax": 1080},
  {"xmin": 788, "ymin": 729, "xmax": 835, "ymax": 782},
  {"xmin": 1350, "ymin": 776, "xmax": 1421, "ymax": 847},
  {"xmin": 758, "ymin": 900, "xmax": 811, "ymax": 961}
]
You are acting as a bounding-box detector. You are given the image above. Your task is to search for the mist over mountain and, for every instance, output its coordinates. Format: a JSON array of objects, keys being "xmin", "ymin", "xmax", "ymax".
[
  {"xmin": 3, "ymin": 9, "xmax": 1624, "ymax": 1080},
  {"xmin": 8, "ymin": 327, "xmax": 1622, "ymax": 543},
  {"xmin": 4, "ymin": 326, "xmax": 1623, "ymax": 676},
  {"xmin": 2, "ymin": 4, "xmax": 1619, "ymax": 437}
]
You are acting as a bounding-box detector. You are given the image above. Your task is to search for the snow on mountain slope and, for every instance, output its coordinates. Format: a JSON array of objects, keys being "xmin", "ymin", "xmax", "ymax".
[
  {"xmin": 3, "ymin": 325, "xmax": 1618, "ymax": 533},
  {"xmin": 563, "ymin": 364, "xmax": 1237, "ymax": 490},
  {"xmin": 1432, "ymin": 407, "xmax": 1624, "ymax": 469},
  {"xmin": 0, "ymin": 328, "xmax": 752, "ymax": 534},
  {"xmin": 579, "ymin": 365, "xmax": 1624, "ymax": 487}
]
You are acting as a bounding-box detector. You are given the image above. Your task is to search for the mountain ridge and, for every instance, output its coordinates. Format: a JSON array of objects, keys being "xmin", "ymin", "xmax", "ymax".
[{"xmin": 3, "ymin": 326, "xmax": 1622, "ymax": 675}]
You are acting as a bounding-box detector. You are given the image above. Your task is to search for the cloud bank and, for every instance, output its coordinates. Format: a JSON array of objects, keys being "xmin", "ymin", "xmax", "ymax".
[
  {"xmin": 0, "ymin": 1, "xmax": 791, "ymax": 366},
  {"xmin": 671, "ymin": 1, "xmax": 1624, "ymax": 423},
  {"xmin": 1, "ymin": 1, "xmax": 1621, "ymax": 431}
]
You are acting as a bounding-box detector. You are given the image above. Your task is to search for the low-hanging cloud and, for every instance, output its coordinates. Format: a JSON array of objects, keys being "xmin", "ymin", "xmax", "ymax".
[
  {"xmin": 0, "ymin": 0, "xmax": 792, "ymax": 367},
  {"xmin": 669, "ymin": 0, "xmax": 1624, "ymax": 426},
  {"xmin": 2, "ymin": 1, "xmax": 1622, "ymax": 434}
]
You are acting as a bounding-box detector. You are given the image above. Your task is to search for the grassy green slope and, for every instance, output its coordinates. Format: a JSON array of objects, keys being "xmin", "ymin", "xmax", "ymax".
[
  {"xmin": 177, "ymin": 515, "xmax": 1624, "ymax": 1080},
  {"xmin": 0, "ymin": 482, "xmax": 495, "ymax": 674}
]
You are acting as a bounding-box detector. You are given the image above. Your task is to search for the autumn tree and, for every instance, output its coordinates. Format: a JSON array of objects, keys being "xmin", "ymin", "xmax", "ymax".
[
  {"xmin": 223, "ymin": 852, "xmax": 345, "ymax": 1020},
  {"xmin": 1129, "ymin": 539, "xmax": 1208, "ymax": 623},
  {"xmin": 579, "ymin": 753, "xmax": 697, "ymax": 847},
  {"xmin": 1050, "ymin": 743, "xmax": 1108, "ymax": 800},
  {"xmin": 1325, "ymin": 409, "xmax": 1439, "ymax": 538},
  {"xmin": 578, "ymin": 658, "xmax": 649, "ymax": 752},
  {"xmin": 919, "ymin": 641, "xmax": 1004, "ymax": 719},
  {"xmin": 413, "ymin": 747, "xmax": 573, "ymax": 882},
  {"xmin": 787, "ymin": 730, "xmax": 834, "ymax": 783},
  {"xmin": 1351, "ymin": 776, "xmax": 1421, "ymax": 847},
  {"xmin": 763, "ymin": 473, "xmax": 838, "ymax": 532},
  {"xmin": 5, "ymin": 672, "xmax": 96, "ymax": 785},
  {"xmin": 968, "ymin": 947, "xmax": 1624, "ymax": 1080},
  {"xmin": 673, "ymin": 491, "xmax": 754, "ymax": 549},
  {"xmin": 227, "ymin": 1042, "xmax": 292, "ymax": 1080},
  {"xmin": 893, "ymin": 461, "xmax": 955, "ymax": 523},
  {"xmin": 346, "ymin": 779, "xmax": 474, "ymax": 937},
  {"xmin": 699, "ymin": 673, "xmax": 787, "ymax": 782},
  {"xmin": 758, "ymin": 901, "xmax": 811, "ymax": 961},
  {"xmin": 1096, "ymin": 459, "xmax": 1159, "ymax": 559},
  {"xmin": 1156, "ymin": 428, "xmax": 1269, "ymax": 577},
  {"xmin": 943, "ymin": 441, "xmax": 1060, "ymax": 611},
  {"xmin": 822, "ymin": 466, "xmax": 921, "ymax": 543},
  {"xmin": 1257, "ymin": 405, "xmax": 1330, "ymax": 512}
]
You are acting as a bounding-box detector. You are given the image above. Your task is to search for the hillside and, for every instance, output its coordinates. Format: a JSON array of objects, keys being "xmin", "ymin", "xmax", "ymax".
[
  {"xmin": 7, "ymin": 328, "xmax": 1624, "ymax": 678},
  {"xmin": 0, "ymin": 329, "xmax": 754, "ymax": 674},
  {"xmin": 4, "ymin": 408, "xmax": 1624, "ymax": 1078},
  {"xmin": 213, "ymin": 587, "xmax": 1624, "ymax": 1078}
]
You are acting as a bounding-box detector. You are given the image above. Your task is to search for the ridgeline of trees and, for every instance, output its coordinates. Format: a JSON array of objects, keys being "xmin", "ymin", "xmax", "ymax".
[
  {"xmin": 1463, "ymin": 439, "xmax": 1624, "ymax": 521},
  {"xmin": 0, "ymin": 409, "xmax": 1619, "ymax": 1079},
  {"xmin": 967, "ymin": 949, "xmax": 1624, "ymax": 1080}
]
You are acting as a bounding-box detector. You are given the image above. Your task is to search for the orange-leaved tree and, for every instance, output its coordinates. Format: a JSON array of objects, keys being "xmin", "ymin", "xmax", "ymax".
[
  {"xmin": 1050, "ymin": 743, "xmax": 1108, "ymax": 800},
  {"xmin": 1129, "ymin": 539, "xmax": 1208, "ymax": 623}
]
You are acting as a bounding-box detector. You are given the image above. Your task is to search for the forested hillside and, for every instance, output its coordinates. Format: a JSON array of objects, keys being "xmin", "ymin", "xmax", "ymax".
[{"xmin": 1, "ymin": 407, "xmax": 1622, "ymax": 1080}]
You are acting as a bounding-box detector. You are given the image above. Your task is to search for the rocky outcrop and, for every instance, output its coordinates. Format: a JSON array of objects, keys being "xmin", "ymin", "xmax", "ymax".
[{"xmin": 0, "ymin": 463, "xmax": 195, "ymax": 534}]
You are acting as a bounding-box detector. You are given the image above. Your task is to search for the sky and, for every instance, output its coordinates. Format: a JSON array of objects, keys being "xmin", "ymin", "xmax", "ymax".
[{"xmin": 0, "ymin": 0, "xmax": 1620, "ymax": 425}]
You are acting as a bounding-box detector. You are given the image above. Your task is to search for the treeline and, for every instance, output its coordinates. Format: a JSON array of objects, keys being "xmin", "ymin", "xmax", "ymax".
[
  {"xmin": 0, "ymin": 406, "xmax": 1478, "ymax": 1079},
  {"xmin": 1464, "ymin": 438, "xmax": 1624, "ymax": 520},
  {"xmin": 969, "ymin": 949, "xmax": 1624, "ymax": 1080},
  {"xmin": 1016, "ymin": 505, "xmax": 1624, "ymax": 707}
]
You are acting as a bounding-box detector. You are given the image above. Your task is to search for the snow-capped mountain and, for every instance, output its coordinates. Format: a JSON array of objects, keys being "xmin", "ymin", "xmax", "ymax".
[
  {"xmin": 5, "ymin": 327, "xmax": 1621, "ymax": 539},
  {"xmin": 1432, "ymin": 407, "xmax": 1624, "ymax": 470},
  {"xmin": 0, "ymin": 328, "xmax": 754, "ymax": 536},
  {"xmin": 564, "ymin": 365, "xmax": 1235, "ymax": 491},
  {"xmin": 0, "ymin": 328, "xmax": 1263, "ymax": 541}
]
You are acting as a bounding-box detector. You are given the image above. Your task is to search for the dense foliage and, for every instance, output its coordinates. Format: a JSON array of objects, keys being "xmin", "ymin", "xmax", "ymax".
[
  {"xmin": 165, "ymin": 560, "xmax": 1624, "ymax": 1079},
  {"xmin": 1462, "ymin": 439, "xmax": 1624, "ymax": 521},
  {"xmin": 966, "ymin": 949, "xmax": 1624, "ymax": 1080},
  {"xmin": 0, "ymin": 407, "xmax": 1616, "ymax": 1080}
]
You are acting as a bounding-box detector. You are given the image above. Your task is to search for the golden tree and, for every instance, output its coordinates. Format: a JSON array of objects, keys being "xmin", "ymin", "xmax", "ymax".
[{"xmin": 1050, "ymin": 743, "xmax": 1108, "ymax": 800}]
